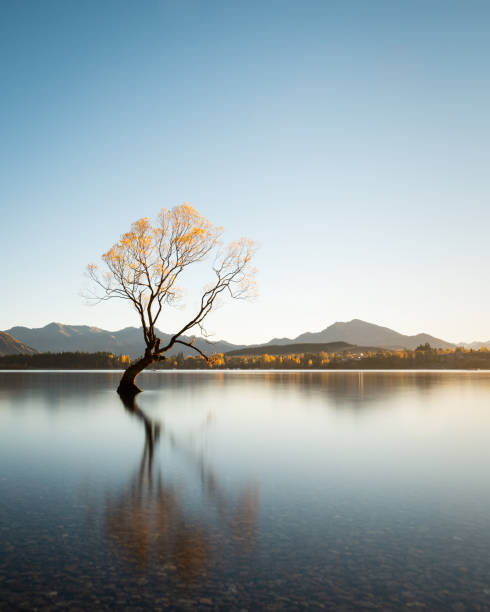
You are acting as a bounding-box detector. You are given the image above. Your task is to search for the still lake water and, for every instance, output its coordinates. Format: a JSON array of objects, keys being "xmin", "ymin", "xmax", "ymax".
[{"xmin": 1, "ymin": 371, "xmax": 490, "ymax": 611}]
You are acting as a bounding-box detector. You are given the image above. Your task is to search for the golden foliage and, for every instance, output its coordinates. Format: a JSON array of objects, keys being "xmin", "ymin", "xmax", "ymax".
[{"xmin": 87, "ymin": 204, "xmax": 257, "ymax": 360}]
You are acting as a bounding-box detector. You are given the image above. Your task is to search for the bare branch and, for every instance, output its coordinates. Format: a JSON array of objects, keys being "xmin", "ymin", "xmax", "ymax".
[{"xmin": 170, "ymin": 340, "xmax": 210, "ymax": 362}]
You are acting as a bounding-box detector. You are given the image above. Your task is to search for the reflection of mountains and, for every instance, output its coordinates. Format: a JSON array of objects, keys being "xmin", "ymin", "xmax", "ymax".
[
  {"xmin": 2, "ymin": 371, "xmax": 490, "ymax": 412},
  {"xmin": 142, "ymin": 370, "xmax": 490, "ymax": 409},
  {"xmin": 103, "ymin": 396, "xmax": 258, "ymax": 582},
  {"xmin": 124, "ymin": 370, "xmax": 490, "ymax": 409},
  {"xmin": 258, "ymin": 371, "xmax": 454, "ymax": 408},
  {"xmin": 0, "ymin": 371, "xmax": 122, "ymax": 410}
]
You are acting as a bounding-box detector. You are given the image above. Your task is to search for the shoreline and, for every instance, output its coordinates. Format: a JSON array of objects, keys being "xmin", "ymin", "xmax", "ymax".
[{"xmin": 2, "ymin": 368, "xmax": 490, "ymax": 373}]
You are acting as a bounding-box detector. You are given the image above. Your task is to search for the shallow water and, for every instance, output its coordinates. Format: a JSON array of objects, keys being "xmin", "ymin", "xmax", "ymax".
[{"xmin": 1, "ymin": 370, "xmax": 489, "ymax": 610}]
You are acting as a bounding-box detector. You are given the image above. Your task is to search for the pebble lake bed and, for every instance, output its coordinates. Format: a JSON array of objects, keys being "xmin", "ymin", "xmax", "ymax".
[{"xmin": 1, "ymin": 370, "xmax": 489, "ymax": 610}]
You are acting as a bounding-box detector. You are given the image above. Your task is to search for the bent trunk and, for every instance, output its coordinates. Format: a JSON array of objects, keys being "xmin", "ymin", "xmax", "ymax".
[{"xmin": 117, "ymin": 353, "xmax": 156, "ymax": 397}]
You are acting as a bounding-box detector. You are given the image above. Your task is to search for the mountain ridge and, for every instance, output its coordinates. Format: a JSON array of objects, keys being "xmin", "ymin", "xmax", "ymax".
[
  {"xmin": 259, "ymin": 319, "xmax": 455, "ymax": 351},
  {"xmin": 0, "ymin": 331, "xmax": 38, "ymax": 356},
  {"xmin": 5, "ymin": 323, "xmax": 243, "ymax": 358},
  {"xmin": 2, "ymin": 318, "xmax": 463, "ymax": 357}
]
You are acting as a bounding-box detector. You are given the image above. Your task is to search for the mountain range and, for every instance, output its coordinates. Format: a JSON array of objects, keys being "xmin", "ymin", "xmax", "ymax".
[
  {"xmin": 2, "ymin": 318, "xmax": 461, "ymax": 358},
  {"xmin": 261, "ymin": 319, "xmax": 456, "ymax": 351},
  {"xmin": 3, "ymin": 323, "xmax": 241, "ymax": 359}
]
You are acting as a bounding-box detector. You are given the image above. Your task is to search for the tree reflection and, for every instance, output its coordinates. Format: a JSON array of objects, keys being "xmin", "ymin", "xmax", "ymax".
[{"xmin": 103, "ymin": 395, "xmax": 258, "ymax": 582}]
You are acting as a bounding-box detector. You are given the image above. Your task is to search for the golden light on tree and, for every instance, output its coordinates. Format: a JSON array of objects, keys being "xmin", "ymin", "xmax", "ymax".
[{"xmin": 87, "ymin": 204, "xmax": 257, "ymax": 395}]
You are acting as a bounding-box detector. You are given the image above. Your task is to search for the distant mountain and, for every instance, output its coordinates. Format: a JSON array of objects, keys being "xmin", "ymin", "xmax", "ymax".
[
  {"xmin": 2, "ymin": 318, "xmax": 457, "ymax": 359},
  {"xmin": 0, "ymin": 331, "xmax": 38, "ymax": 356},
  {"xmin": 458, "ymin": 340, "xmax": 490, "ymax": 350},
  {"xmin": 4, "ymin": 323, "xmax": 242, "ymax": 359},
  {"xmin": 262, "ymin": 319, "xmax": 455, "ymax": 351},
  {"xmin": 226, "ymin": 341, "xmax": 378, "ymax": 357}
]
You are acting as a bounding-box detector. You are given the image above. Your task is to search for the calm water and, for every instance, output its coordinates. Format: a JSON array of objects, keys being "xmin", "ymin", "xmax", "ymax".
[{"xmin": 1, "ymin": 371, "xmax": 490, "ymax": 610}]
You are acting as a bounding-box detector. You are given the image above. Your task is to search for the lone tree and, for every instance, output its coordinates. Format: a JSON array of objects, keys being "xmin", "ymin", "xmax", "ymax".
[{"xmin": 87, "ymin": 204, "xmax": 256, "ymax": 396}]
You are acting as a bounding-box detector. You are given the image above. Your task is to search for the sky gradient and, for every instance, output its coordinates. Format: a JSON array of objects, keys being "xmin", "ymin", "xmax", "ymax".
[{"xmin": 2, "ymin": 0, "xmax": 490, "ymax": 344}]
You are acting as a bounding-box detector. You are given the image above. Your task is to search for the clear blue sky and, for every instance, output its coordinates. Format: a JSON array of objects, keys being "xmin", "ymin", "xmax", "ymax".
[{"xmin": 2, "ymin": 0, "xmax": 490, "ymax": 344}]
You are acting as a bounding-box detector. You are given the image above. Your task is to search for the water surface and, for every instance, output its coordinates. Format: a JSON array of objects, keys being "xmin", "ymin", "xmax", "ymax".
[{"xmin": 1, "ymin": 371, "xmax": 489, "ymax": 610}]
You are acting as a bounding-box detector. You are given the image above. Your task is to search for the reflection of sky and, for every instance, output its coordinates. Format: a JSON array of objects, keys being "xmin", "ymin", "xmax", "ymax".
[
  {"xmin": 2, "ymin": 371, "xmax": 490, "ymax": 608},
  {"xmin": 139, "ymin": 372, "xmax": 490, "ymax": 509},
  {"xmin": 2, "ymin": 371, "xmax": 490, "ymax": 511}
]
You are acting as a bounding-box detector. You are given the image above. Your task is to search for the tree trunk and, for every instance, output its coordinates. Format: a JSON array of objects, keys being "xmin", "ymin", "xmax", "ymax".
[{"xmin": 117, "ymin": 353, "xmax": 155, "ymax": 397}]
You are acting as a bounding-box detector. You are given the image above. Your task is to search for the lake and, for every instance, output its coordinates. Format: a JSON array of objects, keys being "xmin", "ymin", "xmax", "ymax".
[{"xmin": 1, "ymin": 371, "xmax": 489, "ymax": 610}]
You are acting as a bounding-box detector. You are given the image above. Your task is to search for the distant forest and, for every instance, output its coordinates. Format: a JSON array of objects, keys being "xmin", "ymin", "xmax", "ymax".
[
  {"xmin": 0, "ymin": 352, "xmax": 131, "ymax": 369},
  {"xmin": 2, "ymin": 346, "xmax": 490, "ymax": 369}
]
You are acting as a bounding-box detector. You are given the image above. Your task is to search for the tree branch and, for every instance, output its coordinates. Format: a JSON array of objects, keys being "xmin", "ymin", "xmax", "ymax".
[{"xmin": 168, "ymin": 340, "xmax": 210, "ymax": 362}]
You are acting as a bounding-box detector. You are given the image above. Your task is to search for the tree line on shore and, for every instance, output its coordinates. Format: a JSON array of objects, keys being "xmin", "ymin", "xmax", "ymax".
[
  {"xmin": 0, "ymin": 352, "xmax": 132, "ymax": 369},
  {"xmin": 3, "ymin": 345, "xmax": 490, "ymax": 369}
]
